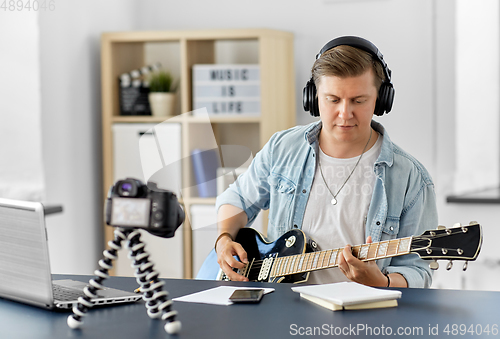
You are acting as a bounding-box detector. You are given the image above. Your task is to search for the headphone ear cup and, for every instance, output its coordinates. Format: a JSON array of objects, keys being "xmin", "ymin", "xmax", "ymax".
[
  {"xmin": 310, "ymin": 83, "xmax": 319, "ymax": 117},
  {"xmin": 303, "ymin": 79, "xmax": 320, "ymax": 117},
  {"xmin": 302, "ymin": 82, "xmax": 311, "ymax": 112},
  {"xmin": 374, "ymin": 86, "xmax": 384, "ymax": 116},
  {"xmin": 302, "ymin": 83, "xmax": 309, "ymax": 112},
  {"xmin": 375, "ymin": 83, "xmax": 390, "ymax": 116},
  {"xmin": 385, "ymin": 84, "xmax": 395, "ymax": 114}
]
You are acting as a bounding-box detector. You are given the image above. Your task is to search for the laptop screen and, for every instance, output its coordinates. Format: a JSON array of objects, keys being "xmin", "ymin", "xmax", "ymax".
[{"xmin": 0, "ymin": 198, "xmax": 53, "ymax": 307}]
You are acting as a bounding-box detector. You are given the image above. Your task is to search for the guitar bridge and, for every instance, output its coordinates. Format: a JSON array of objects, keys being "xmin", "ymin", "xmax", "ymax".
[
  {"xmin": 238, "ymin": 258, "xmax": 254, "ymax": 279},
  {"xmin": 217, "ymin": 258, "xmax": 255, "ymax": 281}
]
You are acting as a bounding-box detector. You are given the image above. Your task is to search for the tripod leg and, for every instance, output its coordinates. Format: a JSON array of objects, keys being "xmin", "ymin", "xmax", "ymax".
[
  {"xmin": 127, "ymin": 230, "xmax": 181, "ymax": 334},
  {"xmin": 67, "ymin": 228, "xmax": 129, "ymax": 329}
]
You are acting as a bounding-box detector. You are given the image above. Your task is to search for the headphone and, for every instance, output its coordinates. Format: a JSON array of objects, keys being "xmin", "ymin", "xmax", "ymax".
[{"xmin": 302, "ymin": 36, "xmax": 395, "ymax": 117}]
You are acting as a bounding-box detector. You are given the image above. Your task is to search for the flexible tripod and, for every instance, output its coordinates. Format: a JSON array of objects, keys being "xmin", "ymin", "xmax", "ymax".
[{"xmin": 67, "ymin": 227, "xmax": 181, "ymax": 334}]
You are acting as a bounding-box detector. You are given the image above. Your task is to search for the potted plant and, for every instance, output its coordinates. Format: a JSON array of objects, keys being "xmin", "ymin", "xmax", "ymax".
[{"xmin": 148, "ymin": 71, "xmax": 178, "ymax": 117}]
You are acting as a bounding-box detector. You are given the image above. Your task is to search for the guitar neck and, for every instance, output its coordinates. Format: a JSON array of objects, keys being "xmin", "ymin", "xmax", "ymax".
[{"xmin": 269, "ymin": 237, "xmax": 413, "ymax": 277}]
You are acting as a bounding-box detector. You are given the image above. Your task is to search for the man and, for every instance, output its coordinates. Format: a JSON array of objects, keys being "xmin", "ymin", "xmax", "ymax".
[{"xmin": 214, "ymin": 36, "xmax": 437, "ymax": 288}]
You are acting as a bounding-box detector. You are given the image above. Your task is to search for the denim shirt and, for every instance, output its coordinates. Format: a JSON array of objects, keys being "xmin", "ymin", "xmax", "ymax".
[{"xmin": 216, "ymin": 120, "xmax": 437, "ymax": 288}]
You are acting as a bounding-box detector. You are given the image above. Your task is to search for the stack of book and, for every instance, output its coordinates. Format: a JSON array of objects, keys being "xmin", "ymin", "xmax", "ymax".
[{"xmin": 292, "ymin": 282, "xmax": 402, "ymax": 311}]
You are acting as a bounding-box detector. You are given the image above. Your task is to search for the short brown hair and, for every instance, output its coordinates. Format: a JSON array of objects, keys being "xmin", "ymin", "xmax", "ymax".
[{"xmin": 312, "ymin": 45, "xmax": 386, "ymax": 91}]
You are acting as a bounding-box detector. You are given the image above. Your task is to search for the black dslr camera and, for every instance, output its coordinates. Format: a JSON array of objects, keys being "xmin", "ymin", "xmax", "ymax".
[{"xmin": 105, "ymin": 178, "xmax": 184, "ymax": 238}]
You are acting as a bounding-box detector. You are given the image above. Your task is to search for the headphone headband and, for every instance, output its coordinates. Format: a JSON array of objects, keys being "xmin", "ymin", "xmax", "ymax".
[{"xmin": 316, "ymin": 36, "xmax": 391, "ymax": 83}]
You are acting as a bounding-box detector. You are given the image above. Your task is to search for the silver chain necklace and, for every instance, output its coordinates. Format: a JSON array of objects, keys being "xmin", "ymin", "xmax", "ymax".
[{"xmin": 317, "ymin": 129, "xmax": 373, "ymax": 205}]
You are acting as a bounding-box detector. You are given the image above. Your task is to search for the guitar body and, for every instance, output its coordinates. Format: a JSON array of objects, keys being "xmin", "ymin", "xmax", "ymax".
[
  {"xmin": 196, "ymin": 228, "xmax": 318, "ymax": 283},
  {"xmin": 235, "ymin": 228, "xmax": 316, "ymax": 283}
]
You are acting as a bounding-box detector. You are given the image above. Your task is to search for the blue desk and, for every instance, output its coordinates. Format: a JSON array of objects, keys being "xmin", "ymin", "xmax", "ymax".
[{"xmin": 1, "ymin": 274, "xmax": 499, "ymax": 338}]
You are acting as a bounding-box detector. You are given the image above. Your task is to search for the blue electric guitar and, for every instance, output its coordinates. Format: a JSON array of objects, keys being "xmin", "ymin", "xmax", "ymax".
[{"xmin": 196, "ymin": 222, "xmax": 482, "ymax": 283}]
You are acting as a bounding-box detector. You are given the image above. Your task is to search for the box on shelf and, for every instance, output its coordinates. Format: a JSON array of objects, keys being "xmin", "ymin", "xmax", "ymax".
[
  {"xmin": 192, "ymin": 64, "xmax": 260, "ymax": 116},
  {"xmin": 112, "ymin": 123, "xmax": 183, "ymax": 278}
]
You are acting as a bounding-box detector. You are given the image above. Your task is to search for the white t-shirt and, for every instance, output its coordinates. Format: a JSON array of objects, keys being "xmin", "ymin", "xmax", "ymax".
[{"xmin": 301, "ymin": 133, "xmax": 383, "ymax": 284}]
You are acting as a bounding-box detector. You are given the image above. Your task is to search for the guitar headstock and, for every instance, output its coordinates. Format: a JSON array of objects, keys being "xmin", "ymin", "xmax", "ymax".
[{"xmin": 410, "ymin": 222, "xmax": 482, "ymax": 271}]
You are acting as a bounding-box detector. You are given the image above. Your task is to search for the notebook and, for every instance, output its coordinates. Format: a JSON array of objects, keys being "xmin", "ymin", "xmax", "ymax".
[
  {"xmin": 0, "ymin": 198, "xmax": 141, "ymax": 309},
  {"xmin": 292, "ymin": 282, "xmax": 402, "ymax": 310}
]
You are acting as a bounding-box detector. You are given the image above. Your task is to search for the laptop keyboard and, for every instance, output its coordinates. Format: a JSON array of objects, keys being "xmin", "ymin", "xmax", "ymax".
[{"xmin": 52, "ymin": 284, "xmax": 86, "ymax": 301}]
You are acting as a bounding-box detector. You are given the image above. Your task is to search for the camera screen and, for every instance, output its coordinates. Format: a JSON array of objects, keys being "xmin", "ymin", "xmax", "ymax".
[{"xmin": 110, "ymin": 197, "xmax": 150, "ymax": 227}]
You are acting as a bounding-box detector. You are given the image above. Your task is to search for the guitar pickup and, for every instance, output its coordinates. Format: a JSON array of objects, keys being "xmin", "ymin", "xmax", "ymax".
[{"xmin": 257, "ymin": 256, "xmax": 274, "ymax": 281}]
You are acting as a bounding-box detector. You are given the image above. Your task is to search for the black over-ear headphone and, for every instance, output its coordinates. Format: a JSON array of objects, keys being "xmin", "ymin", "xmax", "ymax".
[{"xmin": 302, "ymin": 36, "xmax": 395, "ymax": 117}]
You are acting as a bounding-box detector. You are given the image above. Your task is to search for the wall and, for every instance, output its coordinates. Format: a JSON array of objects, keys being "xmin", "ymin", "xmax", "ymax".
[
  {"xmin": 39, "ymin": 0, "xmax": 140, "ymax": 273},
  {"xmin": 0, "ymin": 11, "xmax": 45, "ymax": 201},
  {"xmin": 135, "ymin": 0, "xmax": 436, "ymax": 175}
]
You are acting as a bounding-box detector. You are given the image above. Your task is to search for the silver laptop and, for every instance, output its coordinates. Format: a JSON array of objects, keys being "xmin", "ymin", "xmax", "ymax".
[{"xmin": 0, "ymin": 198, "xmax": 141, "ymax": 309}]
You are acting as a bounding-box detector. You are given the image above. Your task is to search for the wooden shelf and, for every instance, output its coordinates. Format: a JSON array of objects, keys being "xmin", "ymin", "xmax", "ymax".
[
  {"xmin": 101, "ymin": 28, "xmax": 293, "ymax": 42},
  {"xmin": 187, "ymin": 116, "xmax": 261, "ymax": 124},
  {"xmin": 112, "ymin": 115, "xmax": 184, "ymax": 123},
  {"xmin": 101, "ymin": 28, "xmax": 296, "ymax": 279},
  {"xmin": 112, "ymin": 115, "xmax": 261, "ymax": 124},
  {"xmin": 187, "ymin": 197, "xmax": 218, "ymax": 205}
]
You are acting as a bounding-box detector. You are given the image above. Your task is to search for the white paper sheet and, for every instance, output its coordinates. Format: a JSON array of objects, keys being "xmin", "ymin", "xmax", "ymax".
[{"xmin": 173, "ymin": 286, "xmax": 274, "ymax": 306}]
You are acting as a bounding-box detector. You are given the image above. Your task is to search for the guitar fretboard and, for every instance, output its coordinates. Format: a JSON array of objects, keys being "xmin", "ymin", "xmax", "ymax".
[{"xmin": 269, "ymin": 237, "xmax": 413, "ymax": 278}]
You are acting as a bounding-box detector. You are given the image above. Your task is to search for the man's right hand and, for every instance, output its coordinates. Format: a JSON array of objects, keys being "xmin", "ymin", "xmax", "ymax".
[{"xmin": 215, "ymin": 235, "xmax": 250, "ymax": 282}]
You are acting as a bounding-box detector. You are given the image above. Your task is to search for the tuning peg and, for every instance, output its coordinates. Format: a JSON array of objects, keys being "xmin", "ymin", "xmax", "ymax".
[
  {"xmin": 463, "ymin": 261, "xmax": 468, "ymax": 271},
  {"xmin": 446, "ymin": 261, "xmax": 453, "ymax": 270},
  {"xmin": 437, "ymin": 225, "xmax": 446, "ymax": 230},
  {"xmin": 469, "ymin": 221, "xmax": 478, "ymax": 225},
  {"xmin": 429, "ymin": 261, "xmax": 439, "ymax": 270},
  {"xmin": 453, "ymin": 222, "xmax": 462, "ymax": 228}
]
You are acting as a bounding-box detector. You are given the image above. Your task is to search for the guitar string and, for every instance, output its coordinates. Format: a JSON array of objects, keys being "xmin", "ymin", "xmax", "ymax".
[
  {"xmin": 245, "ymin": 249, "xmax": 379, "ymax": 275},
  {"xmin": 241, "ymin": 229, "xmax": 471, "ymax": 276},
  {"xmin": 246, "ymin": 240, "xmax": 407, "ymax": 270},
  {"xmin": 246, "ymin": 236, "xmax": 455, "ymax": 271},
  {"xmin": 417, "ymin": 227, "xmax": 473, "ymax": 239},
  {"xmin": 248, "ymin": 248, "xmax": 426, "ymax": 277},
  {"xmin": 246, "ymin": 251, "xmax": 442, "ymax": 279}
]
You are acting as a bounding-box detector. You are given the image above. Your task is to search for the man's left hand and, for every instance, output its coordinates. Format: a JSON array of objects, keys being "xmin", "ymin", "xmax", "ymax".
[{"xmin": 338, "ymin": 236, "xmax": 389, "ymax": 287}]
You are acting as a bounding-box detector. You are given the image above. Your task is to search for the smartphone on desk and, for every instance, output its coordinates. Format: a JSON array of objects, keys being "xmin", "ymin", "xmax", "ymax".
[{"xmin": 229, "ymin": 289, "xmax": 264, "ymax": 303}]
